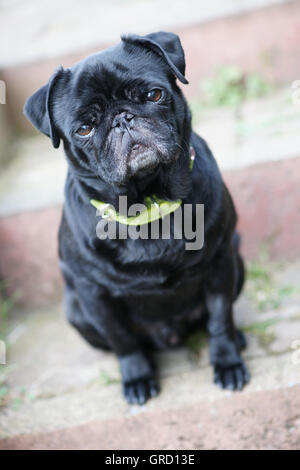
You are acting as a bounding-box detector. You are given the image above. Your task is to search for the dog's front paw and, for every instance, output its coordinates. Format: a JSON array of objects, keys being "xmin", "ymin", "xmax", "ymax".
[
  {"xmin": 119, "ymin": 351, "xmax": 159, "ymax": 405},
  {"xmin": 123, "ymin": 377, "xmax": 159, "ymax": 404},
  {"xmin": 213, "ymin": 362, "xmax": 250, "ymax": 391}
]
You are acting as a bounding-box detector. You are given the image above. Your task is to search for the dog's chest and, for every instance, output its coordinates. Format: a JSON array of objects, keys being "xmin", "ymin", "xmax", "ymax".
[
  {"xmin": 113, "ymin": 236, "xmax": 205, "ymax": 297},
  {"xmin": 118, "ymin": 235, "xmax": 187, "ymax": 265}
]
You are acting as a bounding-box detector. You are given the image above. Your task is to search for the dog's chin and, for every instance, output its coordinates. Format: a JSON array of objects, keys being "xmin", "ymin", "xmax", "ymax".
[{"xmin": 128, "ymin": 145, "xmax": 160, "ymax": 179}]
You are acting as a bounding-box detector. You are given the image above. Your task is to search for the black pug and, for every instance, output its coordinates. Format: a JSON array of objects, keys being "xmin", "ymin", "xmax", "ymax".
[{"xmin": 24, "ymin": 32, "xmax": 249, "ymax": 404}]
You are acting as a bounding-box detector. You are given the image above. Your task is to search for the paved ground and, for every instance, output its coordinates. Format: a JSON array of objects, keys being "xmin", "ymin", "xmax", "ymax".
[{"xmin": 0, "ymin": 260, "xmax": 300, "ymax": 449}]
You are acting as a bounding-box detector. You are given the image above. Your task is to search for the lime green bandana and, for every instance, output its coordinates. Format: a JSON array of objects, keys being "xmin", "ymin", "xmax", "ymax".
[{"xmin": 90, "ymin": 146, "xmax": 195, "ymax": 226}]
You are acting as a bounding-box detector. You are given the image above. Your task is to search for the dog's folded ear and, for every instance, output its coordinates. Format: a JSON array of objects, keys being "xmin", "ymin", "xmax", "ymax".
[
  {"xmin": 24, "ymin": 67, "xmax": 65, "ymax": 148},
  {"xmin": 121, "ymin": 31, "xmax": 188, "ymax": 85}
]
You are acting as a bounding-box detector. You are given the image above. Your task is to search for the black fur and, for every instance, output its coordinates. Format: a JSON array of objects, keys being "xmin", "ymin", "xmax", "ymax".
[{"xmin": 24, "ymin": 32, "xmax": 249, "ymax": 404}]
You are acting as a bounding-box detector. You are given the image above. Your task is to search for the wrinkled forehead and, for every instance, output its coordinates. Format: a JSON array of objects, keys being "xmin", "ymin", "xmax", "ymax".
[{"xmin": 69, "ymin": 42, "xmax": 172, "ymax": 98}]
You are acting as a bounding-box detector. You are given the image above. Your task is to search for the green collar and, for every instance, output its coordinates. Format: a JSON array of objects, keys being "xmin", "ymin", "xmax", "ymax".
[{"xmin": 90, "ymin": 146, "xmax": 195, "ymax": 226}]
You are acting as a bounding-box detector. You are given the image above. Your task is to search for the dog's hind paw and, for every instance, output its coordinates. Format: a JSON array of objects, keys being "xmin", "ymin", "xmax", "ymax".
[
  {"xmin": 123, "ymin": 378, "xmax": 159, "ymax": 405},
  {"xmin": 214, "ymin": 362, "xmax": 250, "ymax": 391}
]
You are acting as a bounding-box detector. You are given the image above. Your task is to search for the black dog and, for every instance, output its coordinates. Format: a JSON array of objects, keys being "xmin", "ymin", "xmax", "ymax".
[{"xmin": 24, "ymin": 32, "xmax": 249, "ymax": 404}]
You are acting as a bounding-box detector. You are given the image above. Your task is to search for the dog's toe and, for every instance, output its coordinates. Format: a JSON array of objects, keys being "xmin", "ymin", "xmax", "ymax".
[
  {"xmin": 123, "ymin": 378, "xmax": 159, "ymax": 405},
  {"xmin": 214, "ymin": 363, "xmax": 250, "ymax": 391}
]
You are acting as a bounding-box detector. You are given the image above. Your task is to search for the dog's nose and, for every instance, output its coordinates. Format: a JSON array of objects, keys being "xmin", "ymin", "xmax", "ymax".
[{"xmin": 112, "ymin": 111, "xmax": 134, "ymax": 130}]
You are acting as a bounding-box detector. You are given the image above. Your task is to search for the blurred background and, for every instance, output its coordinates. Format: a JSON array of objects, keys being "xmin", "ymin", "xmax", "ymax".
[{"xmin": 0, "ymin": 0, "xmax": 300, "ymax": 450}]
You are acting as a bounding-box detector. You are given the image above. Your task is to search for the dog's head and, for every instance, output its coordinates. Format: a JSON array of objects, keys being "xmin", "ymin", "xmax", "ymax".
[{"xmin": 24, "ymin": 32, "xmax": 190, "ymax": 186}]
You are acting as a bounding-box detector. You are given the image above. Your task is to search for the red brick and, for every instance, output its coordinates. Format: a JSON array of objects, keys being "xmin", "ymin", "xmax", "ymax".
[
  {"xmin": 224, "ymin": 156, "xmax": 300, "ymax": 260},
  {"xmin": 0, "ymin": 207, "xmax": 63, "ymax": 307}
]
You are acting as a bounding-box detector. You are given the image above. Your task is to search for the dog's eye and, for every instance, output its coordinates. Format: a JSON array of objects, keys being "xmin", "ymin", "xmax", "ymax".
[
  {"xmin": 146, "ymin": 89, "xmax": 162, "ymax": 102},
  {"xmin": 76, "ymin": 125, "xmax": 93, "ymax": 136}
]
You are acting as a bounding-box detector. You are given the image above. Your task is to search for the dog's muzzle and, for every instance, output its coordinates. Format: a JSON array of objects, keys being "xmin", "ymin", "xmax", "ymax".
[{"xmin": 128, "ymin": 144, "xmax": 159, "ymax": 176}]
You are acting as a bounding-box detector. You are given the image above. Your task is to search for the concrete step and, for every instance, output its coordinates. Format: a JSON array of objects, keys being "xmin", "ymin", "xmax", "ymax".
[
  {"xmin": 0, "ymin": 137, "xmax": 66, "ymax": 218},
  {"xmin": 0, "ymin": 259, "xmax": 300, "ymax": 448}
]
